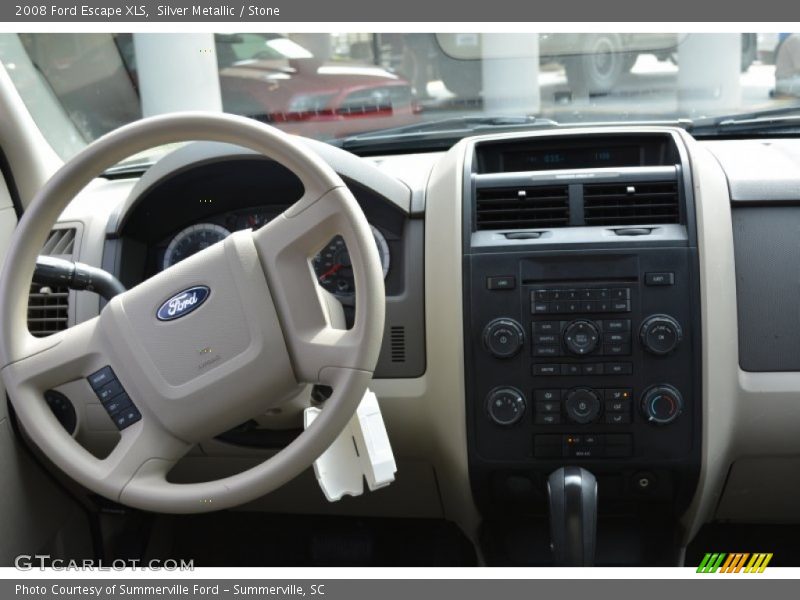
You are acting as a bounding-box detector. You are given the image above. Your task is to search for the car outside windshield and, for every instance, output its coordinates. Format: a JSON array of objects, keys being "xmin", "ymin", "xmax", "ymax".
[{"xmin": 0, "ymin": 32, "xmax": 795, "ymax": 161}]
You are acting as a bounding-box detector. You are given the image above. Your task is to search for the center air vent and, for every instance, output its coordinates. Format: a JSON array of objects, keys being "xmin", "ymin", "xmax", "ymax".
[
  {"xmin": 583, "ymin": 181, "xmax": 680, "ymax": 226},
  {"xmin": 475, "ymin": 185, "xmax": 569, "ymax": 231},
  {"xmin": 28, "ymin": 228, "xmax": 76, "ymax": 337}
]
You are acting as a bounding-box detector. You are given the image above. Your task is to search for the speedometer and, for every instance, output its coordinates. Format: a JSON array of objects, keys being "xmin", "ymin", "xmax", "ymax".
[
  {"xmin": 313, "ymin": 225, "xmax": 390, "ymax": 296},
  {"xmin": 163, "ymin": 223, "xmax": 231, "ymax": 270}
]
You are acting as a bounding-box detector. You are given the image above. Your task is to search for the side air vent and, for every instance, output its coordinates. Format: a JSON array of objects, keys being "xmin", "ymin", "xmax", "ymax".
[
  {"xmin": 28, "ymin": 228, "xmax": 76, "ymax": 337},
  {"xmin": 40, "ymin": 227, "xmax": 76, "ymax": 255},
  {"xmin": 583, "ymin": 181, "xmax": 680, "ymax": 226},
  {"xmin": 389, "ymin": 326, "xmax": 406, "ymax": 363},
  {"xmin": 475, "ymin": 185, "xmax": 570, "ymax": 231}
]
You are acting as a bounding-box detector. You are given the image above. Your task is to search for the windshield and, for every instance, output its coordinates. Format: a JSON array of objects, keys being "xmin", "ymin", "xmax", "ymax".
[{"xmin": 0, "ymin": 32, "xmax": 796, "ymax": 161}]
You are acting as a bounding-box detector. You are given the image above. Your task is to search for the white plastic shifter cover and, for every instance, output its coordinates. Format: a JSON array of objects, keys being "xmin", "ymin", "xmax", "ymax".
[{"xmin": 304, "ymin": 389, "xmax": 397, "ymax": 502}]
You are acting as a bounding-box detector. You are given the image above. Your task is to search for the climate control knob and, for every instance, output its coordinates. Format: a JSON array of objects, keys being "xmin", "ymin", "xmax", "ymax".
[
  {"xmin": 486, "ymin": 387, "xmax": 526, "ymax": 426},
  {"xmin": 564, "ymin": 387, "xmax": 601, "ymax": 424},
  {"xmin": 563, "ymin": 320, "xmax": 600, "ymax": 355},
  {"xmin": 483, "ymin": 318, "xmax": 525, "ymax": 358},
  {"xmin": 640, "ymin": 314, "xmax": 683, "ymax": 355},
  {"xmin": 641, "ymin": 385, "xmax": 683, "ymax": 425}
]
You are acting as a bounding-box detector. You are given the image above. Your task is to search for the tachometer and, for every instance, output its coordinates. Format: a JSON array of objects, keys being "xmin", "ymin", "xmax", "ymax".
[
  {"xmin": 163, "ymin": 223, "xmax": 231, "ymax": 270},
  {"xmin": 313, "ymin": 225, "xmax": 390, "ymax": 295}
]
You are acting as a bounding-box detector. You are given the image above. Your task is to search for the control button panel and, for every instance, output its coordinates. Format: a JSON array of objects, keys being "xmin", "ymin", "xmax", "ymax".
[
  {"xmin": 87, "ymin": 366, "xmax": 142, "ymax": 430},
  {"xmin": 532, "ymin": 387, "xmax": 632, "ymax": 425},
  {"xmin": 483, "ymin": 317, "xmax": 525, "ymax": 358},
  {"xmin": 487, "ymin": 275, "xmax": 516, "ymax": 290},
  {"xmin": 532, "ymin": 361, "xmax": 632, "ymax": 376},
  {"xmin": 641, "ymin": 384, "xmax": 684, "ymax": 425},
  {"xmin": 531, "ymin": 319, "xmax": 632, "ymax": 359},
  {"xmin": 645, "ymin": 272, "xmax": 674, "ymax": 286},
  {"xmin": 531, "ymin": 287, "xmax": 631, "ymax": 315},
  {"xmin": 486, "ymin": 387, "xmax": 527, "ymax": 426},
  {"xmin": 534, "ymin": 433, "xmax": 633, "ymax": 458},
  {"xmin": 640, "ymin": 314, "xmax": 683, "ymax": 356}
]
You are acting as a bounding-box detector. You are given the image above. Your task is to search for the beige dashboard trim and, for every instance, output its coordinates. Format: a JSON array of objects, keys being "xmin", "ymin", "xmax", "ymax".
[
  {"xmin": 676, "ymin": 133, "xmax": 739, "ymax": 543},
  {"xmin": 421, "ymin": 139, "xmax": 483, "ymax": 541}
]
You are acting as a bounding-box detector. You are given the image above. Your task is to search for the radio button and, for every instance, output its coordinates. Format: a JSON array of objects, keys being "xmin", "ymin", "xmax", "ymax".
[
  {"xmin": 561, "ymin": 364, "xmax": 581, "ymax": 376},
  {"xmin": 606, "ymin": 362, "xmax": 633, "ymax": 375},
  {"xmin": 533, "ymin": 321, "xmax": 560, "ymax": 334},
  {"xmin": 483, "ymin": 318, "xmax": 525, "ymax": 358},
  {"xmin": 533, "ymin": 364, "xmax": 560, "ymax": 376},
  {"xmin": 565, "ymin": 388, "xmax": 602, "ymax": 424},
  {"xmin": 534, "ymin": 346, "xmax": 562, "ymax": 357},
  {"xmin": 603, "ymin": 343, "xmax": 631, "ymax": 356},
  {"xmin": 488, "ymin": 276, "xmax": 516, "ymax": 290},
  {"xmin": 640, "ymin": 315, "xmax": 683, "ymax": 355},
  {"xmin": 533, "ymin": 333, "xmax": 559, "ymax": 346},
  {"xmin": 563, "ymin": 320, "xmax": 601, "ymax": 355},
  {"xmin": 611, "ymin": 300, "xmax": 631, "ymax": 312},
  {"xmin": 581, "ymin": 363, "xmax": 604, "ymax": 375},
  {"xmin": 603, "ymin": 319, "xmax": 631, "ymax": 332},
  {"xmin": 605, "ymin": 331, "xmax": 631, "ymax": 343}
]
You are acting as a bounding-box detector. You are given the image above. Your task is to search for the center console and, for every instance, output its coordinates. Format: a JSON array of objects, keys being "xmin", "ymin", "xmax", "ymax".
[{"xmin": 462, "ymin": 130, "xmax": 702, "ymax": 565}]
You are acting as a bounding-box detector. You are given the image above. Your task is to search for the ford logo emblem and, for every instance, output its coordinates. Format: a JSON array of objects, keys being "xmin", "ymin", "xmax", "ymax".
[{"xmin": 156, "ymin": 286, "xmax": 210, "ymax": 321}]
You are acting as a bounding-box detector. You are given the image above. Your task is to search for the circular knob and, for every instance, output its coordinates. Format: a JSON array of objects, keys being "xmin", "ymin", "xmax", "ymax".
[
  {"xmin": 483, "ymin": 318, "xmax": 525, "ymax": 358},
  {"xmin": 486, "ymin": 387, "xmax": 526, "ymax": 426},
  {"xmin": 641, "ymin": 385, "xmax": 683, "ymax": 425},
  {"xmin": 563, "ymin": 320, "xmax": 600, "ymax": 355},
  {"xmin": 564, "ymin": 387, "xmax": 601, "ymax": 424},
  {"xmin": 640, "ymin": 314, "xmax": 683, "ymax": 355}
]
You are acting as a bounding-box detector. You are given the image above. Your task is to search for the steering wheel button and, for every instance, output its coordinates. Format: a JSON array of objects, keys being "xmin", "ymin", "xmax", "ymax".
[
  {"xmin": 113, "ymin": 408, "xmax": 142, "ymax": 430},
  {"xmin": 87, "ymin": 366, "xmax": 116, "ymax": 391},
  {"xmin": 96, "ymin": 379, "xmax": 124, "ymax": 402},
  {"xmin": 104, "ymin": 393, "xmax": 133, "ymax": 416}
]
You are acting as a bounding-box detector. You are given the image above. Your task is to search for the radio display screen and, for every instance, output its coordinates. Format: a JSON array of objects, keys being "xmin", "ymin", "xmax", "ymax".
[{"xmin": 501, "ymin": 145, "xmax": 641, "ymax": 171}]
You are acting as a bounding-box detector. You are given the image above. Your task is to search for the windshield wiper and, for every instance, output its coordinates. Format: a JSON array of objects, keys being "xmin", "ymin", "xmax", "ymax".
[
  {"xmin": 332, "ymin": 115, "xmax": 559, "ymax": 152},
  {"xmin": 690, "ymin": 105, "xmax": 800, "ymax": 136}
]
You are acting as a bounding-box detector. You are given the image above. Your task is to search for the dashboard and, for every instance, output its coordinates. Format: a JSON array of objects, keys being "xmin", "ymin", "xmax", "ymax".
[
  {"xmin": 36, "ymin": 128, "xmax": 800, "ymax": 566},
  {"xmin": 155, "ymin": 209, "xmax": 391, "ymax": 297}
]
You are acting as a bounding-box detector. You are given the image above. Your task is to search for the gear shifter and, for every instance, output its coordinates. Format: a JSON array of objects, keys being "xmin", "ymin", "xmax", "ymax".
[{"xmin": 547, "ymin": 466, "xmax": 597, "ymax": 566}]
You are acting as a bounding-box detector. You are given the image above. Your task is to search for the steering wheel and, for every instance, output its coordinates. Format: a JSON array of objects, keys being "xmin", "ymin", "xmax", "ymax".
[{"xmin": 0, "ymin": 113, "xmax": 385, "ymax": 513}]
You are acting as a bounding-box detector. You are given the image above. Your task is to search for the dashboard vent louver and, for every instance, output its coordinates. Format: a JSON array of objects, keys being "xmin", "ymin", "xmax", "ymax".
[
  {"xmin": 475, "ymin": 185, "xmax": 570, "ymax": 230},
  {"xmin": 28, "ymin": 228, "xmax": 75, "ymax": 337},
  {"xmin": 583, "ymin": 181, "xmax": 680, "ymax": 226},
  {"xmin": 40, "ymin": 227, "xmax": 76, "ymax": 255}
]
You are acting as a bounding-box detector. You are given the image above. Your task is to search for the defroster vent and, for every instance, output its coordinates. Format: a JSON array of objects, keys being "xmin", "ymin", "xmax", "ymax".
[{"xmin": 475, "ymin": 185, "xmax": 569, "ymax": 230}]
